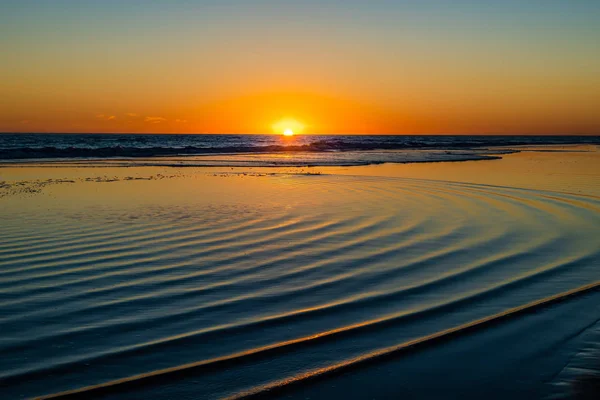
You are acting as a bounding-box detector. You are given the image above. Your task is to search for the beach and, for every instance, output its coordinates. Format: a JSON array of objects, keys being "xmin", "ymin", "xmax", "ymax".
[{"xmin": 1, "ymin": 145, "xmax": 599, "ymax": 399}]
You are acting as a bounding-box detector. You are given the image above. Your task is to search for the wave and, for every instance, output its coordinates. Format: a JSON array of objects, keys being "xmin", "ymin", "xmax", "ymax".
[
  {"xmin": 0, "ymin": 145, "xmax": 509, "ymax": 165},
  {"xmin": 0, "ymin": 134, "xmax": 598, "ymax": 162}
]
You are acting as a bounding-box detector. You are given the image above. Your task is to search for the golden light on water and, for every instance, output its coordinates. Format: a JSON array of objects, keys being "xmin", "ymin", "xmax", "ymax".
[{"xmin": 272, "ymin": 118, "xmax": 305, "ymax": 136}]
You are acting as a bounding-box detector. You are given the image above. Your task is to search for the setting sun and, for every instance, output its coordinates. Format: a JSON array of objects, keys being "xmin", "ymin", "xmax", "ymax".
[{"xmin": 272, "ymin": 118, "xmax": 305, "ymax": 136}]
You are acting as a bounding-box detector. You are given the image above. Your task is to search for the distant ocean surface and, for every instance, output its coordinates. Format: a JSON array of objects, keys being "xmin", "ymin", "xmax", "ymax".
[{"xmin": 1, "ymin": 134, "xmax": 599, "ymax": 166}]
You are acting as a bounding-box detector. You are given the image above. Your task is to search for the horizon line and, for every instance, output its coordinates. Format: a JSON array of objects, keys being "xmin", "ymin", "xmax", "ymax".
[{"xmin": 1, "ymin": 132, "xmax": 599, "ymax": 136}]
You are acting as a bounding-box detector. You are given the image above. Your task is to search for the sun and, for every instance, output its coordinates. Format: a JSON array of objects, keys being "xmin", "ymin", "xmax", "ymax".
[{"xmin": 272, "ymin": 118, "xmax": 305, "ymax": 136}]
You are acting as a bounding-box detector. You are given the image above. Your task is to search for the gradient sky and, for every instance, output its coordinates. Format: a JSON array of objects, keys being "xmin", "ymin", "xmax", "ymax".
[{"xmin": 2, "ymin": 0, "xmax": 599, "ymax": 134}]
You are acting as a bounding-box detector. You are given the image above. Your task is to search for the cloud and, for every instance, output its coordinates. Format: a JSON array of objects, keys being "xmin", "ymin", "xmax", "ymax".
[
  {"xmin": 145, "ymin": 116, "xmax": 167, "ymax": 124},
  {"xmin": 96, "ymin": 114, "xmax": 116, "ymax": 120},
  {"xmin": 126, "ymin": 113, "xmax": 139, "ymax": 117}
]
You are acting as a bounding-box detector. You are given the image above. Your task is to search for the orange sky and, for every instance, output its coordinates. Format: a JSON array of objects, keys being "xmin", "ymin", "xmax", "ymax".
[{"xmin": 2, "ymin": 1, "xmax": 599, "ymax": 135}]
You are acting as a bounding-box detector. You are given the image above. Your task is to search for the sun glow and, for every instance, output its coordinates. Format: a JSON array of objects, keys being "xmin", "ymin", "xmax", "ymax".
[{"xmin": 272, "ymin": 118, "xmax": 305, "ymax": 136}]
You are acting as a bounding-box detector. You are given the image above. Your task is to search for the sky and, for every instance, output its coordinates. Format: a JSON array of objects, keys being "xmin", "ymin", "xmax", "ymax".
[{"xmin": 1, "ymin": 0, "xmax": 599, "ymax": 135}]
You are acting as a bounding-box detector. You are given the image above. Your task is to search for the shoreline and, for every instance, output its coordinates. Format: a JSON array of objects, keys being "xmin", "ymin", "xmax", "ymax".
[{"xmin": 1, "ymin": 144, "xmax": 598, "ymax": 198}]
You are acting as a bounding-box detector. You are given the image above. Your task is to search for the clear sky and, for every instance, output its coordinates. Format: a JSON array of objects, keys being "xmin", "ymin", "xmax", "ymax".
[{"xmin": 1, "ymin": 0, "xmax": 599, "ymax": 134}]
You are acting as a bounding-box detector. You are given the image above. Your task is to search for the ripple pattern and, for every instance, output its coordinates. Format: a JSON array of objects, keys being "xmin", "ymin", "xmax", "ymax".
[{"xmin": 0, "ymin": 174, "xmax": 599, "ymax": 399}]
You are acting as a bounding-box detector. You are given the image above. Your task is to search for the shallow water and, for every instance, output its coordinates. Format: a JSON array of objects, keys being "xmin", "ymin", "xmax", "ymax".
[{"xmin": 0, "ymin": 151, "xmax": 599, "ymax": 399}]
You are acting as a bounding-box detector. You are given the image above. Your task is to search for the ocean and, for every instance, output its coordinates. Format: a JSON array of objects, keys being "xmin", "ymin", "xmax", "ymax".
[{"xmin": 1, "ymin": 133, "xmax": 599, "ymax": 164}]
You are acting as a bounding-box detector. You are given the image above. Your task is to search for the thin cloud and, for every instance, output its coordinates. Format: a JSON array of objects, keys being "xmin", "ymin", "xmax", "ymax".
[
  {"xmin": 126, "ymin": 113, "xmax": 139, "ymax": 117},
  {"xmin": 145, "ymin": 116, "xmax": 167, "ymax": 124},
  {"xmin": 96, "ymin": 114, "xmax": 116, "ymax": 120}
]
